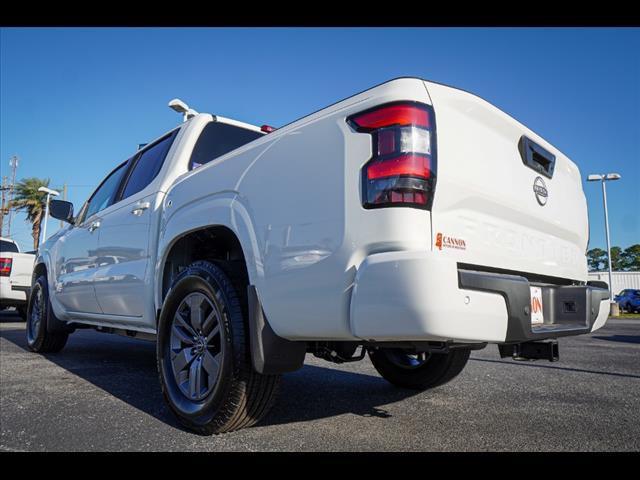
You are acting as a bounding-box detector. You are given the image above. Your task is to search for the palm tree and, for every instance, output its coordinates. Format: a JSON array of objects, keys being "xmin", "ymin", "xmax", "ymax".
[{"xmin": 9, "ymin": 177, "xmax": 50, "ymax": 249}]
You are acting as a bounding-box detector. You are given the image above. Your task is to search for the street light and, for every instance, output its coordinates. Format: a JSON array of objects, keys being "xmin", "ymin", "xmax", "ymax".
[
  {"xmin": 586, "ymin": 172, "xmax": 622, "ymax": 308},
  {"xmin": 168, "ymin": 98, "xmax": 199, "ymax": 122},
  {"xmin": 37, "ymin": 186, "xmax": 60, "ymax": 248}
]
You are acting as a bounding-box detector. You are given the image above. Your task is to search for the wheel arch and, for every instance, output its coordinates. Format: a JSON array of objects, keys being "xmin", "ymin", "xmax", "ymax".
[
  {"xmin": 32, "ymin": 261, "xmax": 48, "ymax": 284},
  {"xmin": 157, "ymin": 224, "xmax": 253, "ymax": 315},
  {"xmin": 155, "ymin": 193, "xmax": 265, "ymax": 315},
  {"xmin": 32, "ymin": 253, "xmax": 53, "ymax": 297},
  {"xmin": 156, "ymin": 203, "xmax": 306, "ymax": 374},
  {"xmin": 157, "ymin": 231, "xmax": 306, "ymax": 375}
]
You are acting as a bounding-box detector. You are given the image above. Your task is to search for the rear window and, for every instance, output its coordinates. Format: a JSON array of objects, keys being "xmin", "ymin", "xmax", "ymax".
[
  {"xmin": 189, "ymin": 122, "xmax": 263, "ymax": 170},
  {"xmin": 0, "ymin": 240, "xmax": 19, "ymax": 253}
]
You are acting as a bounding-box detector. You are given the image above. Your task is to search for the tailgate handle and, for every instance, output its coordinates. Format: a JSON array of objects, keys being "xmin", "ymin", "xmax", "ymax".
[{"xmin": 518, "ymin": 136, "xmax": 556, "ymax": 179}]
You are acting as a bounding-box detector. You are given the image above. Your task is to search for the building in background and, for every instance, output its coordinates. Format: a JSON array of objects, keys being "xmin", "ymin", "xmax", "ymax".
[{"xmin": 588, "ymin": 271, "xmax": 640, "ymax": 296}]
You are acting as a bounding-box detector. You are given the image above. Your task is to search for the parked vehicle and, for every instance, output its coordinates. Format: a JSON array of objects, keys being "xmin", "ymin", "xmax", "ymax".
[
  {"xmin": 614, "ymin": 289, "xmax": 640, "ymax": 313},
  {"xmin": 1, "ymin": 237, "xmax": 35, "ymax": 320},
  {"xmin": 28, "ymin": 78, "xmax": 610, "ymax": 434}
]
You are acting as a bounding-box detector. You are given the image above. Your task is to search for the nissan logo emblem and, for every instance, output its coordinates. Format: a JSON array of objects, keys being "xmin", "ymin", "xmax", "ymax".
[{"xmin": 533, "ymin": 176, "xmax": 548, "ymax": 206}]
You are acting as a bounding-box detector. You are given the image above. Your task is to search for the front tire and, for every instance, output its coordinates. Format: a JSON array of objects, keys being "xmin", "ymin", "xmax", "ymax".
[
  {"xmin": 26, "ymin": 275, "xmax": 68, "ymax": 353},
  {"xmin": 369, "ymin": 347, "xmax": 470, "ymax": 390},
  {"xmin": 157, "ymin": 260, "xmax": 280, "ymax": 434}
]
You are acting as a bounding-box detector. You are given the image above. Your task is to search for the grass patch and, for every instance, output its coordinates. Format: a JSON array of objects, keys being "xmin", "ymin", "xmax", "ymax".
[{"xmin": 612, "ymin": 313, "xmax": 640, "ymax": 319}]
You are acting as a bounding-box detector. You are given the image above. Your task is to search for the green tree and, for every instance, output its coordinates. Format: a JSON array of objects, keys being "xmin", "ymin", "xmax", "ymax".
[
  {"xmin": 587, "ymin": 245, "xmax": 640, "ymax": 272},
  {"xmin": 9, "ymin": 177, "xmax": 50, "ymax": 250},
  {"xmin": 587, "ymin": 248, "xmax": 607, "ymax": 271},
  {"xmin": 621, "ymin": 244, "xmax": 640, "ymax": 271},
  {"xmin": 610, "ymin": 246, "xmax": 624, "ymax": 270}
]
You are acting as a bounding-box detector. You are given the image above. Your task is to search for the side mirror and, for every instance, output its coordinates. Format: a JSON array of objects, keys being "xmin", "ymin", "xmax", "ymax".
[{"xmin": 49, "ymin": 199, "xmax": 75, "ymax": 224}]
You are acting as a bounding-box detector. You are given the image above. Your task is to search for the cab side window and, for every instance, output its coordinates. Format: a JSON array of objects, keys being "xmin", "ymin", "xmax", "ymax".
[
  {"xmin": 82, "ymin": 162, "xmax": 130, "ymax": 222},
  {"xmin": 189, "ymin": 122, "xmax": 263, "ymax": 170},
  {"xmin": 120, "ymin": 130, "xmax": 178, "ymax": 201}
]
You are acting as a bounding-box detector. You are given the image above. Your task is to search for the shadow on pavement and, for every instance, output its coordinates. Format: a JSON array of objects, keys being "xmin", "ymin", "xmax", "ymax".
[
  {"xmin": 261, "ymin": 363, "xmax": 416, "ymax": 427},
  {"xmin": 592, "ymin": 335, "xmax": 640, "ymax": 344},
  {"xmin": 470, "ymin": 357, "xmax": 640, "ymax": 380},
  {"xmin": 0, "ymin": 318, "xmax": 418, "ymax": 431},
  {"xmin": 0, "ymin": 310, "xmax": 25, "ymax": 323}
]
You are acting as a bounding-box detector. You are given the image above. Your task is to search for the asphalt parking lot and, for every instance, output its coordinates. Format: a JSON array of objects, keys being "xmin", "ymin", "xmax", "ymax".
[{"xmin": 1, "ymin": 310, "xmax": 638, "ymax": 452}]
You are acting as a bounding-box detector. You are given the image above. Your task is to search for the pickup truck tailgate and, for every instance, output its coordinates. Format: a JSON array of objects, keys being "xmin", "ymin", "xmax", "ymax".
[
  {"xmin": 6, "ymin": 252, "xmax": 35, "ymax": 287},
  {"xmin": 424, "ymin": 80, "xmax": 588, "ymax": 281}
]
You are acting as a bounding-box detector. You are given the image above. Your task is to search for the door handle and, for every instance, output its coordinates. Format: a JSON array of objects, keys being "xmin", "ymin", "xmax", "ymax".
[
  {"xmin": 131, "ymin": 201, "xmax": 150, "ymax": 216},
  {"xmin": 88, "ymin": 221, "xmax": 101, "ymax": 233}
]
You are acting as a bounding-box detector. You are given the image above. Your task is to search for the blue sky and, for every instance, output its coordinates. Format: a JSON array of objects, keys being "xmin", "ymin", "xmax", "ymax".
[{"xmin": 1, "ymin": 28, "xmax": 638, "ymax": 251}]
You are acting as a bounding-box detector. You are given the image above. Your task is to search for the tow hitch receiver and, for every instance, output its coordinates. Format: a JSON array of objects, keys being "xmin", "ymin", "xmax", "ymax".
[{"xmin": 498, "ymin": 340, "xmax": 559, "ymax": 362}]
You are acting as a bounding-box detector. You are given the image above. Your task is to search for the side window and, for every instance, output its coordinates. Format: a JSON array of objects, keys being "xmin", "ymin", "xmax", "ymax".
[
  {"xmin": 120, "ymin": 130, "xmax": 178, "ymax": 201},
  {"xmin": 189, "ymin": 122, "xmax": 263, "ymax": 170},
  {"xmin": 83, "ymin": 162, "xmax": 130, "ymax": 222}
]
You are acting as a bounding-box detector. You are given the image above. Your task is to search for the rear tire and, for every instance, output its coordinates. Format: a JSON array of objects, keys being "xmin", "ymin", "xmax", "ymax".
[
  {"xmin": 369, "ymin": 347, "xmax": 470, "ymax": 390},
  {"xmin": 26, "ymin": 275, "xmax": 68, "ymax": 353},
  {"xmin": 157, "ymin": 260, "xmax": 280, "ymax": 434}
]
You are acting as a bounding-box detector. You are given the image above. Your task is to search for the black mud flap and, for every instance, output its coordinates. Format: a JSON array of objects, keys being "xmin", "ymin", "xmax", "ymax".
[{"xmin": 248, "ymin": 285, "xmax": 306, "ymax": 375}]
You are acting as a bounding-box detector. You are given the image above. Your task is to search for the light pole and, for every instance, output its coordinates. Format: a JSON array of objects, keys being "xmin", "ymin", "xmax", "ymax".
[
  {"xmin": 37, "ymin": 186, "xmax": 60, "ymax": 249},
  {"xmin": 587, "ymin": 173, "xmax": 621, "ymax": 311}
]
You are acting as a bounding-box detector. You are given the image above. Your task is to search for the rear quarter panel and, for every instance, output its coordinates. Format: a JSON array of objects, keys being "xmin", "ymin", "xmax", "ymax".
[{"xmin": 161, "ymin": 78, "xmax": 434, "ymax": 340}]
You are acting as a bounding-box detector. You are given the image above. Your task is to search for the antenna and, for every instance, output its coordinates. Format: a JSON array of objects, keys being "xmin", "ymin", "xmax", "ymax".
[{"xmin": 168, "ymin": 98, "xmax": 199, "ymax": 122}]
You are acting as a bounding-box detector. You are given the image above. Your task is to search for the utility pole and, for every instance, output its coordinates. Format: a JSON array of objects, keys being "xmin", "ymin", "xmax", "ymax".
[
  {"xmin": 6, "ymin": 156, "xmax": 19, "ymax": 238},
  {"xmin": 0, "ymin": 176, "xmax": 7, "ymax": 236}
]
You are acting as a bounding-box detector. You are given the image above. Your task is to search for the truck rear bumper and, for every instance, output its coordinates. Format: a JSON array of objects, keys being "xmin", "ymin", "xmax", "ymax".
[
  {"xmin": 349, "ymin": 251, "xmax": 609, "ymax": 343},
  {"xmin": 0, "ymin": 278, "xmax": 29, "ymax": 306},
  {"xmin": 0, "ymin": 290, "xmax": 28, "ymax": 306}
]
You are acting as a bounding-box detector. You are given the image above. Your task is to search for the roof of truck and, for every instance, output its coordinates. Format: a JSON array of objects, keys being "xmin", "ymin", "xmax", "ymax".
[{"xmin": 211, "ymin": 114, "xmax": 263, "ymax": 134}]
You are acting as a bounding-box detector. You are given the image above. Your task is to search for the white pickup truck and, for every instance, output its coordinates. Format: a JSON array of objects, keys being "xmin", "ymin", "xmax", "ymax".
[
  {"xmin": 1, "ymin": 237, "xmax": 35, "ymax": 319},
  {"xmin": 29, "ymin": 78, "xmax": 610, "ymax": 434}
]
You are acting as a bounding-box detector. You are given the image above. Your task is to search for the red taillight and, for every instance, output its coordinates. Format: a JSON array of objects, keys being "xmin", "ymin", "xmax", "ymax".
[
  {"xmin": 348, "ymin": 102, "xmax": 436, "ymax": 209},
  {"xmin": 349, "ymin": 103, "xmax": 430, "ymax": 131},
  {"xmin": 0, "ymin": 257, "xmax": 12, "ymax": 276},
  {"xmin": 366, "ymin": 154, "xmax": 431, "ymax": 180},
  {"xmin": 261, "ymin": 125, "xmax": 276, "ymax": 133}
]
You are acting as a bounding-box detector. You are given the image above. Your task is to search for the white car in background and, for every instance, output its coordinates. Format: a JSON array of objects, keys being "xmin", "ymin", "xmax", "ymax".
[{"xmin": 0, "ymin": 237, "xmax": 35, "ymax": 320}]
